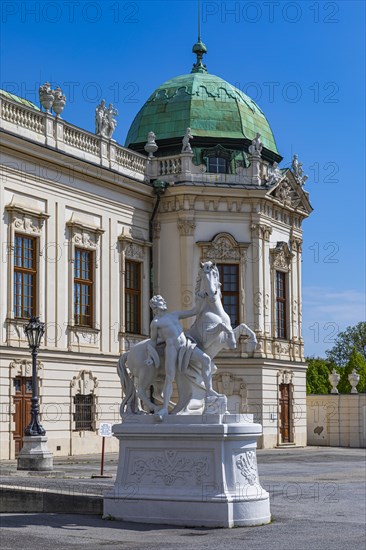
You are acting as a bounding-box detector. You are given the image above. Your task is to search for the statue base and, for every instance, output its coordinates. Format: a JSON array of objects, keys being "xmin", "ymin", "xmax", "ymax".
[{"xmin": 103, "ymin": 414, "xmax": 270, "ymax": 528}]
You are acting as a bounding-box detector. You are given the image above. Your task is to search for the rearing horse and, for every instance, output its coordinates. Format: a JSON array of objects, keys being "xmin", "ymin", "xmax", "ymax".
[{"xmin": 187, "ymin": 261, "xmax": 257, "ymax": 360}]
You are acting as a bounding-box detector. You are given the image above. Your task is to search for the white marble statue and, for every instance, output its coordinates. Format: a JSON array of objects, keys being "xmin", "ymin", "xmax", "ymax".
[
  {"xmin": 95, "ymin": 100, "xmax": 118, "ymax": 139},
  {"xmin": 249, "ymin": 132, "xmax": 263, "ymax": 157},
  {"xmin": 266, "ymin": 161, "xmax": 282, "ymax": 185},
  {"xmin": 147, "ymin": 294, "xmax": 222, "ymax": 416},
  {"xmin": 117, "ymin": 261, "xmax": 257, "ymax": 416},
  {"xmin": 292, "ymin": 154, "xmax": 308, "ymax": 186},
  {"xmin": 95, "ymin": 99, "xmax": 106, "ymax": 135},
  {"xmin": 182, "ymin": 127, "xmax": 193, "ymax": 153}
]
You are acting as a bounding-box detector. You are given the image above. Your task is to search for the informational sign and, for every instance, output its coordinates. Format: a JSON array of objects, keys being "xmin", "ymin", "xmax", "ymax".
[{"xmin": 99, "ymin": 423, "xmax": 112, "ymax": 437}]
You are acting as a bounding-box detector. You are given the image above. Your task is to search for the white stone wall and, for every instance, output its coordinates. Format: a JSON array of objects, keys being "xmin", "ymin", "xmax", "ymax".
[{"xmin": 307, "ymin": 394, "xmax": 366, "ymax": 448}]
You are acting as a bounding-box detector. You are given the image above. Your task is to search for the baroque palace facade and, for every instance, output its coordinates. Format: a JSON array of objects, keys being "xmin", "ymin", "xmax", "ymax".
[{"xmin": 0, "ymin": 41, "xmax": 312, "ymax": 459}]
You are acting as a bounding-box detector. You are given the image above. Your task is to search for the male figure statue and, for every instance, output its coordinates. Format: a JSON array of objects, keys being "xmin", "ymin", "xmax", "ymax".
[{"xmin": 148, "ymin": 295, "xmax": 221, "ymax": 416}]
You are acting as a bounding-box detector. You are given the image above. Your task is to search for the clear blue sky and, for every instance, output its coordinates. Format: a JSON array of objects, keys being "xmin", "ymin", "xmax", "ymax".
[{"xmin": 1, "ymin": 1, "xmax": 365, "ymax": 357}]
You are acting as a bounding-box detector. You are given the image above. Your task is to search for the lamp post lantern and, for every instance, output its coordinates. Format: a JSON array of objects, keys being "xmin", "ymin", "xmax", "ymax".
[
  {"xmin": 17, "ymin": 316, "xmax": 53, "ymax": 471},
  {"xmin": 23, "ymin": 316, "xmax": 46, "ymax": 436}
]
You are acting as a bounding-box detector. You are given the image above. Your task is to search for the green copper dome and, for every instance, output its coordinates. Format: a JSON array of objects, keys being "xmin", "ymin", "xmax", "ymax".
[{"xmin": 125, "ymin": 71, "xmax": 280, "ymax": 158}]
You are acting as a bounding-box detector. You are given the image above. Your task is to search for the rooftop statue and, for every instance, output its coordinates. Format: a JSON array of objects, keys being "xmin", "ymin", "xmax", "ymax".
[
  {"xmin": 249, "ymin": 132, "xmax": 263, "ymax": 157},
  {"xmin": 95, "ymin": 100, "xmax": 118, "ymax": 139},
  {"xmin": 266, "ymin": 161, "xmax": 282, "ymax": 185},
  {"xmin": 182, "ymin": 127, "xmax": 193, "ymax": 153},
  {"xmin": 117, "ymin": 261, "xmax": 257, "ymax": 417},
  {"xmin": 292, "ymin": 154, "xmax": 308, "ymax": 186}
]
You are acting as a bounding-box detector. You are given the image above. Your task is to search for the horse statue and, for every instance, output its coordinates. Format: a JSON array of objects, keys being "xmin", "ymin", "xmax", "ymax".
[
  {"xmin": 117, "ymin": 261, "xmax": 257, "ymax": 416},
  {"xmin": 187, "ymin": 261, "xmax": 257, "ymax": 359}
]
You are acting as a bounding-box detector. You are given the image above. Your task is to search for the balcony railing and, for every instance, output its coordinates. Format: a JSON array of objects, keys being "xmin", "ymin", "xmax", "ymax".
[{"xmin": 0, "ymin": 95, "xmax": 147, "ymax": 181}]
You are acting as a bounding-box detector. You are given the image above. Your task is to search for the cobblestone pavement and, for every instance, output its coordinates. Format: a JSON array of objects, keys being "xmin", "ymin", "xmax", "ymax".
[{"xmin": 1, "ymin": 446, "xmax": 365, "ymax": 550}]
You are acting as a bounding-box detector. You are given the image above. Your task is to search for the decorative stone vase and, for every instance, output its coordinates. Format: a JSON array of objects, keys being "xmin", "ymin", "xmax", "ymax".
[
  {"xmin": 144, "ymin": 131, "xmax": 158, "ymax": 158},
  {"xmin": 52, "ymin": 87, "xmax": 66, "ymax": 116},
  {"xmin": 348, "ymin": 369, "xmax": 360, "ymax": 394},
  {"xmin": 329, "ymin": 369, "xmax": 340, "ymax": 394},
  {"xmin": 39, "ymin": 82, "xmax": 54, "ymax": 113}
]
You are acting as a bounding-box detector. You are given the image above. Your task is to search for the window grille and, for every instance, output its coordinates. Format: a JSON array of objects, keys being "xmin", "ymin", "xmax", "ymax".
[{"xmin": 74, "ymin": 393, "xmax": 94, "ymax": 431}]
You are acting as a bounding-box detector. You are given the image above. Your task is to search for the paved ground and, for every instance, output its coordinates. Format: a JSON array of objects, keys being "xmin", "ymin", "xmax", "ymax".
[{"xmin": 1, "ymin": 446, "xmax": 365, "ymax": 549}]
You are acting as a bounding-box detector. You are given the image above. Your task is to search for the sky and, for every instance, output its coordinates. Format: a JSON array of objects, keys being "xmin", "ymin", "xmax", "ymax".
[{"xmin": 1, "ymin": 0, "xmax": 365, "ymax": 357}]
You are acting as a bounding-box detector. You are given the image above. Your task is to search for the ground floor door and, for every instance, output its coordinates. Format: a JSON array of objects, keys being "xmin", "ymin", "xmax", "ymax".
[
  {"xmin": 279, "ymin": 383, "xmax": 293, "ymax": 443},
  {"xmin": 12, "ymin": 376, "xmax": 32, "ymax": 456}
]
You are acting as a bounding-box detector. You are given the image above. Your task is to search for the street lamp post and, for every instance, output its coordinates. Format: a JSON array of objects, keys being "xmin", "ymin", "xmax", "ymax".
[
  {"xmin": 17, "ymin": 316, "xmax": 53, "ymax": 471},
  {"xmin": 24, "ymin": 317, "xmax": 46, "ymax": 436}
]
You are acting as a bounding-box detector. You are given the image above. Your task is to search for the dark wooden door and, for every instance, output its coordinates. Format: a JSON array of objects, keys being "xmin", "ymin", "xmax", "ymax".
[
  {"xmin": 13, "ymin": 377, "xmax": 32, "ymax": 456},
  {"xmin": 279, "ymin": 383, "xmax": 292, "ymax": 443}
]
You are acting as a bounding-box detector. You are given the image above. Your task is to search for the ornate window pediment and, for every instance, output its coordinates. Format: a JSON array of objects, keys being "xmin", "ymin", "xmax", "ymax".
[
  {"xmin": 6, "ymin": 196, "xmax": 50, "ymax": 235},
  {"xmin": 270, "ymin": 242, "xmax": 294, "ymax": 272},
  {"xmin": 66, "ymin": 213, "xmax": 104, "ymax": 252},
  {"xmin": 197, "ymin": 232, "xmax": 250, "ymax": 262},
  {"xmin": 278, "ymin": 369, "xmax": 294, "ymax": 385},
  {"xmin": 70, "ymin": 369, "xmax": 98, "ymax": 395},
  {"xmin": 118, "ymin": 227, "xmax": 151, "ymax": 260}
]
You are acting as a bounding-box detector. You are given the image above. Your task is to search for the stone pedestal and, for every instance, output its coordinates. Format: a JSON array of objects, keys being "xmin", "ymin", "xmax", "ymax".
[
  {"xmin": 17, "ymin": 436, "xmax": 53, "ymax": 471},
  {"xmin": 103, "ymin": 414, "xmax": 270, "ymax": 528}
]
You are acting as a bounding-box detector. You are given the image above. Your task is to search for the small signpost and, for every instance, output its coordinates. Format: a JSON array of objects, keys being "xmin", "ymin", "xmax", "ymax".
[{"xmin": 91, "ymin": 423, "xmax": 113, "ymax": 479}]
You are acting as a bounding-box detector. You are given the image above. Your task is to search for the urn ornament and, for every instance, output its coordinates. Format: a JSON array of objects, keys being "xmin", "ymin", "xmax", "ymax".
[
  {"xmin": 39, "ymin": 82, "xmax": 54, "ymax": 113},
  {"xmin": 328, "ymin": 368, "xmax": 340, "ymax": 394},
  {"xmin": 348, "ymin": 369, "xmax": 360, "ymax": 394},
  {"xmin": 52, "ymin": 87, "xmax": 66, "ymax": 116},
  {"xmin": 144, "ymin": 131, "xmax": 158, "ymax": 158}
]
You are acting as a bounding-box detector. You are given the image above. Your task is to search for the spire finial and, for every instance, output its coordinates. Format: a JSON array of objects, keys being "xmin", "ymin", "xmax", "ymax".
[
  {"xmin": 191, "ymin": 0, "xmax": 208, "ymax": 74},
  {"xmin": 198, "ymin": 0, "xmax": 201, "ymax": 41}
]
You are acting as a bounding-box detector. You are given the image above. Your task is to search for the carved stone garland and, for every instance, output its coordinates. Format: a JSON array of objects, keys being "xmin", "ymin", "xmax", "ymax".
[
  {"xmin": 125, "ymin": 242, "xmax": 144, "ymax": 261},
  {"xmin": 130, "ymin": 450, "xmax": 208, "ymax": 486},
  {"xmin": 236, "ymin": 451, "xmax": 258, "ymax": 485}
]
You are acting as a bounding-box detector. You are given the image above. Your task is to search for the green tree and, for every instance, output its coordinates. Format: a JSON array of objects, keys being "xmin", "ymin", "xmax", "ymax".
[
  {"xmin": 306, "ymin": 358, "xmax": 333, "ymax": 394},
  {"xmin": 326, "ymin": 322, "xmax": 366, "ymax": 366},
  {"xmin": 337, "ymin": 348, "xmax": 366, "ymax": 394}
]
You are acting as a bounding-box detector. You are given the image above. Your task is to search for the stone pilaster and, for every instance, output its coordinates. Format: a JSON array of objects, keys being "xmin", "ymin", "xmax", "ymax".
[{"xmin": 177, "ymin": 217, "xmax": 196, "ymax": 311}]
